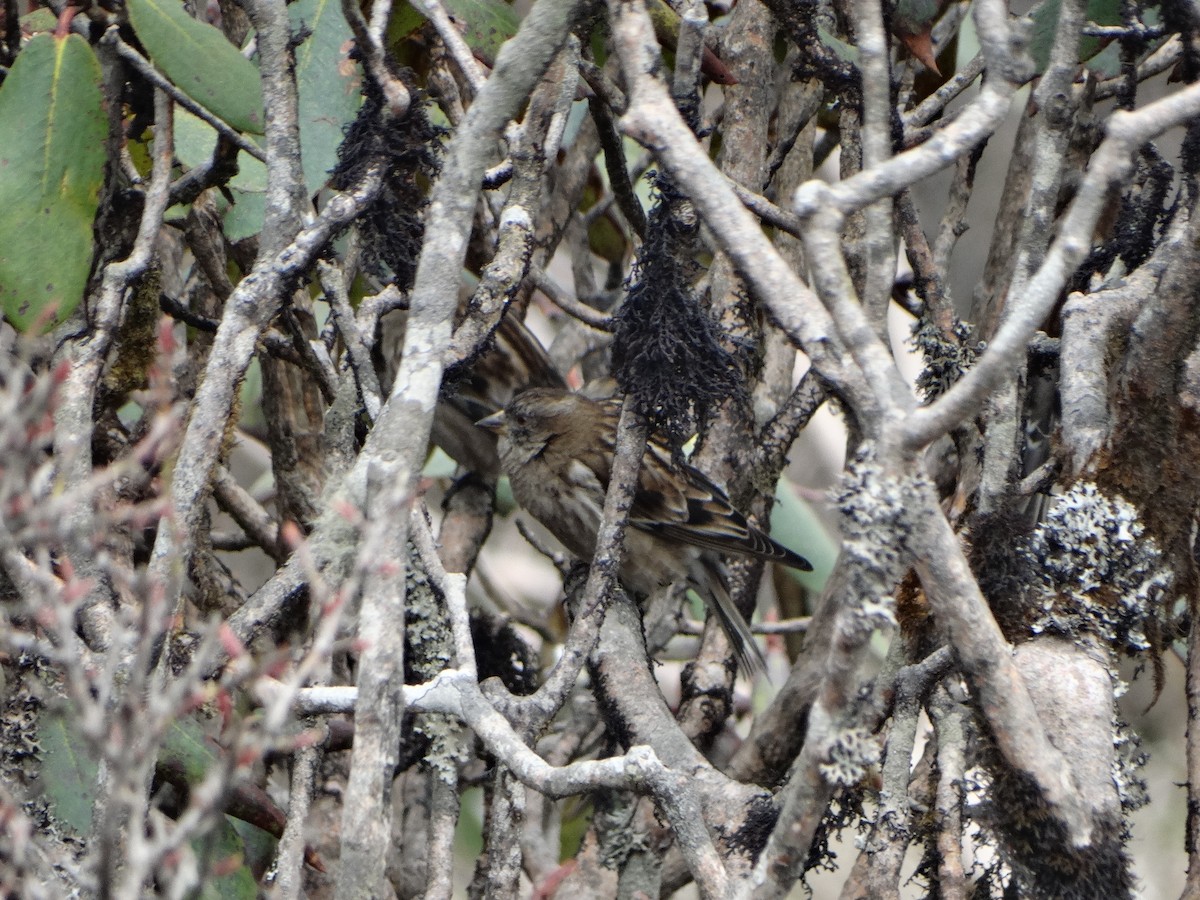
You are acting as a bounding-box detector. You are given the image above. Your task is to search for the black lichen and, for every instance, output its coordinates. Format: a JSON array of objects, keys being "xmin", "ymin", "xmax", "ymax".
[
  {"xmin": 721, "ymin": 792, "xmax": 779, "ymax": 861},
  {"xmin": 470, "ymin": 610, "xmax": 539, "ymax": 697},
  {"xmin": 329, "ymin": 64, "xmax": 444, "ymax": 290},
  {"xmin": 610, "ymin": 174, "xmax": 744, "ymax": 446},
  {"xmin": 911, "ymin": 316, "xmax": 982, "ymax": 403},
  {"xmin": 971, "ymin": 743, "xmax": 1136, "ymax": 899}
]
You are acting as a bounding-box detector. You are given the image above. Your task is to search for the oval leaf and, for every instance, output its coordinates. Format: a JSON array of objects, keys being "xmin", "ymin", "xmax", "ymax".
[
  {"xmin": 18, "ymin": 7, "xmax": 57, "ymax": 35},
  {"xmin": 174, "ymin": 107, "xmax": 267, "ymax": 190},
  {"xmin": 0, "ymin": 33, "xmax": 106, "ymax": 332},
  {"xmin": 224, "ymin": 187, "xmax": 267, "ymax": 241},
  {"xmin": 290, "ymin": 0, "xmax": 361, "ymax": 195},
  {"xmin": 1028, "ymin": 0, "xmax": 1121, "ymax": 75},
  {"xmin": 127, "ymin": 0, "xmax": 265, "ymax": 134},
  {"xmin": 445, "ymin": 0, "xmax": 520, "ymax": 65},
  {"xmin": 160, "ymin": 716, "xmax": 219, "ymax": 786},
  {"xmin": 195, "ymin": 816, "xmax": 257, "ymax": 900},
  {"xmin": 390, "ymin": 0, "xmax": 520, "ymax": 67},
  {"xmin": 817, "ymin": 25, "xmax": 859, "ymax": 65},
  {"xmin": 37, "ymin": 712, "xmax": 99, "ymax": 835}
]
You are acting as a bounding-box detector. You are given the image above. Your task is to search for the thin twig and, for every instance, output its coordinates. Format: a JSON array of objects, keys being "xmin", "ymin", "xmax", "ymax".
[
  {"xmin": 212, "ymin": 465, "xmax": 282, "ymax": 560},
  {"xmin": 904, "ymin": 53, "xmax": 986, "ymax": 129},
  {"xmin": 929, "ymin": 685, "xmax": 969, "ymax": 899},
  {"xmin": 851, "ymin": 0, "xmax": 898, "ymax": 327},
  {"xmin": 531, "ymin": 268, "xmax": 614, "ymax": 331},
  {"xmin": 1094, "ymin": 34, "xmax": 1181, "ymax": 100},
  {"xmin": 728, "ymin": 180, "xmax": 806, "ymax": 237},
  {"xmin": 320, "ymin": 260, "xmax": 384, "ymax": 421},
  {"xmin": 1186, "ymin": 579, "xmax": 1200, "ymax": 895},
  {"xmin": 897, "ymin": 189, "xmax": 954, "ymax": 330},
  {"xmin": 272, "ymin": 745, "xmax": 319, "ymax": 899},
  {"xmin": 586, "ymin": 86, "xmax": 649, "ymax": 239},
  {"xmin": 410, "ymin": 0, "xmax": 489, "ymax": 96},
  {"xmin": 753, "ymin": 372, "xmax": 827, "ymax": 475},
  {"xmin": 104, "ymin": 29, "xmax": 267, "ymax": 162},
  {"xmin": 677, "ymin": 616, "xmax": 811, "ymax": 636},
  {"xmin": 341, "ymin": 0, "xmax": 410, "ymax": 116},
  {"xmin": 932, "ymin": 147, "xmax": 981, "ymax": 281}
]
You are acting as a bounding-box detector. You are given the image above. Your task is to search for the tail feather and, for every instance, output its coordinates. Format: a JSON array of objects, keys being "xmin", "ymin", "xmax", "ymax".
[{"xmin": 687, "ymin": 558, "xmax": 767, "ymax": 677}]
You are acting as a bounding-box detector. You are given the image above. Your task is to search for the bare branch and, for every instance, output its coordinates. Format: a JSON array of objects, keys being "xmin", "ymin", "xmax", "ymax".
[
  {"xmin": 905, "ymin": 82, "xmax": 1200, "ymax": 449},
  {"xmin": 606, "ymin": 0, "xmax": 860, "ymax": 401}
]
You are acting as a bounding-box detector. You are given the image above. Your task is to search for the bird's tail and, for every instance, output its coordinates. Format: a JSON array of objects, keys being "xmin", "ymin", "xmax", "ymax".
[{"xmin": 687, "ymin": 559, "xmax": 767, "ymax": 678}]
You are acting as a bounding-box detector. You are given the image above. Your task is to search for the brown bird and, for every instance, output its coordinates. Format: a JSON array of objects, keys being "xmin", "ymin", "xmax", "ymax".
[
  {"xmin": 477, "ymin": 388, "xmax": 812, "ymax": 675},
  {"xmin": 410, "ymin": 313, "xmax": 565, "ymax": 475}
]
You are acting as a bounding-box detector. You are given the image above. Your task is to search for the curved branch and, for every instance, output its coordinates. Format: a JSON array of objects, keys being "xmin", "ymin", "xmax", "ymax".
[{"xmin": 903, "ymin": 83, "xmax": 1200, "ymax": 449}]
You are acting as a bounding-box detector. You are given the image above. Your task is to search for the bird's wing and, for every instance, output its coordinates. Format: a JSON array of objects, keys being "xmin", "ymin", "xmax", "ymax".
[
  {"xmin": 634, "ymin": 447, "xmax": 813, "ymax": 571},
  {"xmin": 581, "ymin": 402, "xmax": 813, "ymax": 572}
]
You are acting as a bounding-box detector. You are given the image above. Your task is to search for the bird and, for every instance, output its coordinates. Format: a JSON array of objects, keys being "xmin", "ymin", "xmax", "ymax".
[
  {"xmin": 380, "ymin": 308, "xmax": 565, "ymax": 475},
  {"xmin": 432, "ymin": 314, "xmax": 566, "ymax": 476},
  {"xmin": 477, "ymin": 387, "xmax": 812, "ymax": 676}
]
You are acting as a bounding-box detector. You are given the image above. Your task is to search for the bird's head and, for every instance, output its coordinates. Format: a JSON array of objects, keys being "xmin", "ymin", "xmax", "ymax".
[{"xmin": 477, "ymin": 388, "xmax": 593, "ymax": 463}]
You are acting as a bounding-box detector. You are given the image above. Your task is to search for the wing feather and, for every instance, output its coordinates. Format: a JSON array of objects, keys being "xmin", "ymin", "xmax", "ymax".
[
  {"xmin": 633, "ymin": 445, "xmax": 813, "ymax": 571},
  {"xmin": 556, "ymin": 393, "xmax": 813, "ymax": 572}
]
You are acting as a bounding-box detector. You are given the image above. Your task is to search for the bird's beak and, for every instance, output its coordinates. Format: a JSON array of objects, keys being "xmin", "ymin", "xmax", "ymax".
[{"xmin": 475, "ymin": 410, "xmax": 506, "ymax": 433}]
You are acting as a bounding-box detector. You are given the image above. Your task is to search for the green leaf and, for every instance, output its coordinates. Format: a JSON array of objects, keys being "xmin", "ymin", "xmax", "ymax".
[
  {"xmin": 127, "ymin": 0, "xmax": 265, "ymax": 134},
  {"xmin": 38, "ymin": 712, "xmax": 99, "ymax": 835},
  {"xmin": 587, "ymin": 213, "xmax": 626, "ymax": 265},
  {"xmin": 1076, "ymin": 7, "xmax": 1165, "ymax": 79},
  {"xmin": 1028, "ymin": 0, "xmax": 1121, "ymax": 75},
  {"xmin": 449, "ymin": 0, "xmax": 522, "ymax": 64},
  {"xmin": 195, "ymin": 816, "xmax": 257, "ymax": 900},
  {"xmin": 160, "ymin": 716, "xmax": 218, "ymax": 786},
  {"xmin": 389, "ymin": 0, "xmax": 520, "ymax": 67},
  {"xmin": 817, "ymin": 25, "xmax": 859, "ymax": 65},
  {"xmin": 770, "ymin": 478, "xmax": 837, "ymax": 591},
  {"xmin": 18, "ymin": 7, "xmax": 57, "ymax": 35},
  {"xmin": 174, "ymin": 105, "xmax": 221, "ymax": 170},
  {"xmin": 0, "ymin": 33, "xmax": 106, "ymax": 332},
  {"xmin": 291, "ymin": 0, "xmax": 361, "ymax": 195},
  {"xmin": 224, "ymin": 187, "xmax": 267, "ymax": 242},
  {"xmin": 174, "ymin": 107, "xmax": 266, "ymax": 191},
  {"xmin": 173, "ymin": 108, "xmax": 267, "ymax": 239},
  {"xmin": 388, "ymin": 3, "xmax": 426, "ymax": 46},
  {"xmin": 228, "ymin": 816, "xmax": 279, "ymax": 878}
]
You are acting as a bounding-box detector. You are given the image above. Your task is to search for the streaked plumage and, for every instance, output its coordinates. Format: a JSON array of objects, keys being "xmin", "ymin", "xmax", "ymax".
[
  {"xmin": 431, "ymin": 315, "xmax": 565, "ymax": 475},
  {"xmin": 478, "ymin": 388, "xmax": 812, "ymax": 675}
]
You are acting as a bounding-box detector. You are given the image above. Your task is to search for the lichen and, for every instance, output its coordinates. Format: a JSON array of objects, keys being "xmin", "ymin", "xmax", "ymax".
[
  {"xmin": 820, "ymin": 727, "xmax": 881, "ymax": 787},
  {"xmin": 1021, "ymin": 482, "xmax": 1169, "ymax": 656}
]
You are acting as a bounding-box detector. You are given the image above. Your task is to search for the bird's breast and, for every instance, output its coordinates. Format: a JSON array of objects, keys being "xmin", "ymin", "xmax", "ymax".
[{"xmin": 506, "ymin": 458, "xmax": 693, "ymax": 595}]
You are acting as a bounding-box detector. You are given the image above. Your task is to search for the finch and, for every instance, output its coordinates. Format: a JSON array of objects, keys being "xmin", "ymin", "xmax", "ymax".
[{"xmin": 478, "ymin": 388, "xmax": 812, "ymax": 675}]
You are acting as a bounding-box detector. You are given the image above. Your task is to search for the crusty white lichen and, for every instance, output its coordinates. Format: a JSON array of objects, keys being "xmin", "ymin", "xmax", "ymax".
[
  {"xmin": 820, "ymin": 726, "xmax": 882, "ymax": 787},
  {"xmin": 833, "ymin": 452, "xmax": 909, "ymax": 585},
  {"xmin": 831, "ymin": 449, "xmax": 926, "ymax": 633},
  {"xmin": 911, "ymin": 317, "xmax": 982, "ymax": 402},
  {"xmin": 1021, "ymin": 482, "xmax": 1169, "ymax": 654},
  {"xmin": 1112, "ymin": 718, "xmax": 1149, "ymax": 814}
]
